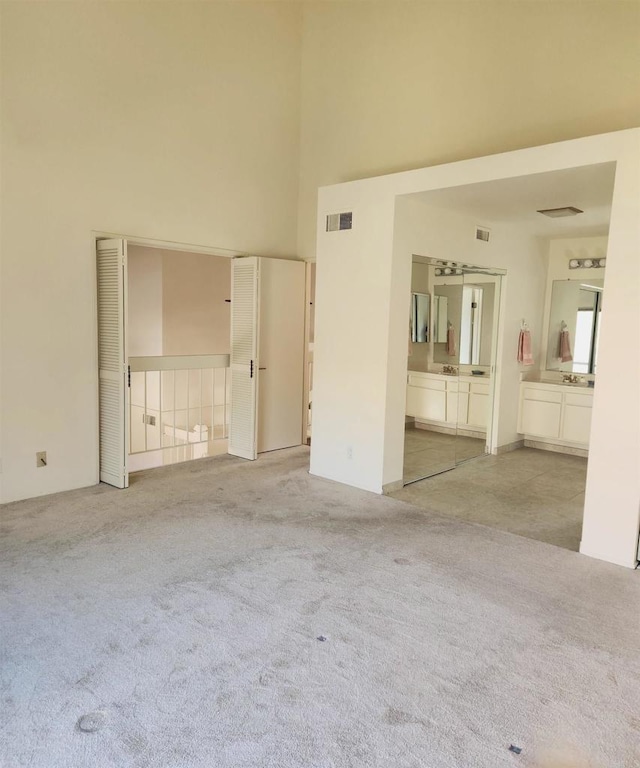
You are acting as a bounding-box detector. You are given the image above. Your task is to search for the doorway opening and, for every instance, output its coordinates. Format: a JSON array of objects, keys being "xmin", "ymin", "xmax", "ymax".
[
  {"xmin": 127, "ymin": 243, "xmax": 232, "ymax": 473},
  {"xmin": 389, "ymin": 162, "xmax": 615, "ymax": 553}
]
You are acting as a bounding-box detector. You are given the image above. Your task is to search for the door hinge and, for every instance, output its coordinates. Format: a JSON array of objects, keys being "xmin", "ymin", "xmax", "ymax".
[{"xmin": 250, "ymin": 360, "xmax": 254, "ymax": 378}]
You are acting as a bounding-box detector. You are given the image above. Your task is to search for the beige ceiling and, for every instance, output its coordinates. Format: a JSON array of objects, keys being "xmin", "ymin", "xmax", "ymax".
[{"xmin": 410, "ymin": 162, "xmax": 616, "ymax": 238}]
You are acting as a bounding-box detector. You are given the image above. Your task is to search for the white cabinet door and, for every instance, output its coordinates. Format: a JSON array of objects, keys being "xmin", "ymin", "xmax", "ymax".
[
  {"xmin": 407, "ymin": 385, "xmax": 446, "ymax": 422},
  {"xmin": 452, "ymin": 391, "xmax": 472, "ymax": 425},
  {"xmin": 520, "ymin": 399, "xmax": 562, "ymax": 438},
  {"xmin": 467, "ymin": 393, "xmax": 487, "ymax": 428},
  {"xmin": 406, "ymin": 385, "xmax": 422, "ymax": 418},
  {"xmin": 561, "ymin": 404, "xmax": 593, "ymax": 444},
  {"xmin": 446, "ymin": 389, "xmax": 460, "ymax": 424}
]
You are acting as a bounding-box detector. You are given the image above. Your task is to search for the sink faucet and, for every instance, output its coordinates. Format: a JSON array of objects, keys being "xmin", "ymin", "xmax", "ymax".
[
  {"xmin": 442, "ymin": 365, "xmax": 458, "ymax": 375},
  {"xmin": 562, "ymin": 374, "xmax": 580, "ymax": 384}
]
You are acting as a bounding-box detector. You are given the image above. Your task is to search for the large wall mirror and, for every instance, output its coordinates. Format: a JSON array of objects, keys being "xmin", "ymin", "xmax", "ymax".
[
  {"xmin": 546, "ymin": 278, "xmax": 604, "ymax": 374},
  {"xmin": 432, "ymin": 280, "xmax": 495, "ymax": 366}
]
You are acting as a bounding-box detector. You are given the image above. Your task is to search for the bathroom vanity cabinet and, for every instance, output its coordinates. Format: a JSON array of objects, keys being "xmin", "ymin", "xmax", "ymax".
[
  {"xmin": 406, "ymin": 371, "xmax": 489, "ymax": 433},
  {"xmin": 517, "ymin": 381, "xmax": 593, "ymax": 452}
]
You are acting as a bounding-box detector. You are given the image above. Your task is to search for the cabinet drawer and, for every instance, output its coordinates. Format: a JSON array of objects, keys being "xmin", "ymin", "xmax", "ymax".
[
  {"xmin": 564, "ymin": 392, "xmax": 593, "ymax": 408},
  {"xmin": 407, "ymin": 374, "xmax": 446, "ymax": 391},
  {"xmin": 520, "ymin": 399, "xmax": 561, "ymax": 438},
  {"xmin": 447, "ymin": 381, "xmax": 470, "ymax": 394},
  {"xmin": 522, "ymin": 387, "xmax": 563, "ymax": 404},
  {"xmin": 470, "ymin": 382, "xmax": 490, "ymax": 396}
]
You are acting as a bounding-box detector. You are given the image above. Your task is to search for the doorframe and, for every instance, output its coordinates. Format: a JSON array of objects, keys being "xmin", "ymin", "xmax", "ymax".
[
  {"xmin": 311, "ymin": 129, "xmax": 640, "ymax": 568},
  {"xmin": 92, "ymin": 231, "xmax": 247, "ymax": 484}
]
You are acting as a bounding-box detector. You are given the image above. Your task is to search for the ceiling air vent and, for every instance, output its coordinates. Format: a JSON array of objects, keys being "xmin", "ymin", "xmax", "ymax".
[
  {"xmin": 326, "ymin": 211, "xmax": 353, "ymax": 232},
  {"xmin": 475, "ymin": 226, "xmax": 491, "ymax": 242},
  {"xmin": 537, "ymin": 206, "xmax": 583, "ymax": 218}
]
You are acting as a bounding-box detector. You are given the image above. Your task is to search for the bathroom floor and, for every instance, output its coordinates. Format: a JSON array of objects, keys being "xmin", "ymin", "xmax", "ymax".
[
  {"xmin": 395, "ymin": 437, "xmax": 587, "ymax": 551},
  {"xmin": 403, "ymin": 425, "xmax": 486, "ymax": 483}
]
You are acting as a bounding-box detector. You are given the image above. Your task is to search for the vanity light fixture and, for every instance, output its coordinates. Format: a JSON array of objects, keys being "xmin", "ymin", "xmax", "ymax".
[
  {"xmin": 537, "ymin": 206, "xmax": 584, "ymax": 218},
  {"xmin": 568, "ymin": 257, "xmax": 606, "ymax": 270}
]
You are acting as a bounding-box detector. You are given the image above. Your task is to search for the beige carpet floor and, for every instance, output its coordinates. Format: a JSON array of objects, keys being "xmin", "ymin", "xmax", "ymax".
[{"xmin": 1, "ymin": 447, "xmax": 639, "ymax": 767}]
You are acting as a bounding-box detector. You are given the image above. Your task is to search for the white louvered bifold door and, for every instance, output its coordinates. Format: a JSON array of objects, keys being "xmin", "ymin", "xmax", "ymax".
[
  {"xmin": 97, "ymin": 238, "xmax": 129, "ymax": 488},
  {"xmin": 229, "ymin": 257, "xmax": 260, "ymax": 460}
]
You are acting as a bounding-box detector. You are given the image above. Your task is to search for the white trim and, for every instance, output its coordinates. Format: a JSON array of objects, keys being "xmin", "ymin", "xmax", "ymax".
[
  {"xmin": 129, "ymin": 355, "xmax": 230, "ymax": 372},
  {"xmin": 93, "ymin": 231, "xmax": 246, "ymax": 258}
]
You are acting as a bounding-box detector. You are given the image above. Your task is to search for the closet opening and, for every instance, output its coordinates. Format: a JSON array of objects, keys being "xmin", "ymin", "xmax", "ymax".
[
  {"xmin": 96, "ymin": 235, "xmax": 308, "ymax": 488},
  {"xmin": 126, "ymin": 244, "xmax": 232, "ymax": 473}
]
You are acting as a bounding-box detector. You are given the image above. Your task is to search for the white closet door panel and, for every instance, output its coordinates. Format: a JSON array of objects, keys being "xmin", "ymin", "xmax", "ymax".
[
  {"xmin": 97, "ymin": 238, "xmax": 129, "ymax": 488},
  {"xmin": 229, "ymin": 257, "xmax": 259, "ymax": 460},
  {"xmin": 257, "ymin": 258, "xmax": 305, "ymax": 453}
]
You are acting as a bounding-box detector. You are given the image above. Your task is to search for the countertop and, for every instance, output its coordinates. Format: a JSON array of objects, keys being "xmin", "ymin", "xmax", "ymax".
[{"xmin": 522, "ymin": 375, "xmax": 594, "ymax": 389}]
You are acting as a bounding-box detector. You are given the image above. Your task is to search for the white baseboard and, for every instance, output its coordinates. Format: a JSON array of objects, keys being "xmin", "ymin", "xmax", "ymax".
[
  {"xmin": 494, "ymin": 439, "xmax": 524, "ymax": 455},
  {"xmin": 382, "ymin": 479, "xmax": 404, "ymax": 494},
  {"xmin": 579, "ymin": 541, "xmax": 639, "ymax": 569},
  {"xmin": 414, "ymin": 421, "xmax": 456, "ymax": 436},
  {"xmin": 524, "ymin": 439, "xmax": 588, "ymax": 458}
]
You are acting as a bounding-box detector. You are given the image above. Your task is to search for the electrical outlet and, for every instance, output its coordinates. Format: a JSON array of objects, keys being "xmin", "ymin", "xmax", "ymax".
[{"xmin": 36, "ymin": 451, "xmax": 47, "ymax": 468}]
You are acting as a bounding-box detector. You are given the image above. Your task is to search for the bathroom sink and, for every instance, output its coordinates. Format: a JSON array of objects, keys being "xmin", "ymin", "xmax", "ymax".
[{"xmin": 534, "ymin": 377, "xmax": 591, "ymax": 388}]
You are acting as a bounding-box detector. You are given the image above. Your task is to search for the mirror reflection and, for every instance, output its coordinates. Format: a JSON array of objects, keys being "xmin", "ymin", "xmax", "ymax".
[
  {"xmin": 546, "ymin": 278, "xmax": 603, "ymax": 374},
  {"xmin": 410, "ymin": 292, "xmax": 430, "ymax": 342},
  {"xmin": 405, "ymin": 257, "xmax": 503, "ymax": 486},
  {"xmin": 433, "ymin": 294, "xmax": 448, "ymax": 343},
  {"xmin": 432, "ymin": 280, "xmax": 495, "ymax": 366}
]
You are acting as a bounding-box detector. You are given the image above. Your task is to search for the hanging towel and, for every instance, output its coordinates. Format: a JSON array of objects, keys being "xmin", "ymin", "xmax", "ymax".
[
  {"xmin": 517, "ymin": 328, "xmax": 534, "ymax": 366},
  {"xmin": 558, "ymin": 329, "xmax": 573, "ymax": 363},
  {"xmin": 446, "ymin": 325, "xmax": 456, "ymax": 357}
]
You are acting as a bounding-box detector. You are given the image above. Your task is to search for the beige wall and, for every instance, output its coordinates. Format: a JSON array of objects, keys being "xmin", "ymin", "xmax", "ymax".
[
  {"xmin": 1, "ymin": 0, "xmax": 639, "ymax": 504},
  {"xmin": 298, "ymin": 1, "xmax": 640, "ymax": 259},
  {"xmin": 162, "ymin": 250, "xmax": 231, "ymax": 356},
  {"xmin": 0, "ymin": 1, "xmax": 302, "ymax": 502},
  {"xmin": 128, "ymin": 247, "xmax": 164, "ymax": 357},
  {"xmin": 128, "ymin": 246, "xmax": 231, "ymax": 358}
]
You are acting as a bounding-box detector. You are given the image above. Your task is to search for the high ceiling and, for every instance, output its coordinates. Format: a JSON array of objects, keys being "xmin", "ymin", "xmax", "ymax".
[{"xmin": 410, "ymin": 162, "xmax": 616, "ymax": 238}]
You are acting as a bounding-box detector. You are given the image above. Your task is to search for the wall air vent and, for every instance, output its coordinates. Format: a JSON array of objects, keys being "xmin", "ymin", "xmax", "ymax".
[
  {"xmin": 475, "ymin": 226, "xmax": 491, "ymax": 242},
  {"xmin": 326, "ymin": 211, "xmax": 353, "ymax": 232}
]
